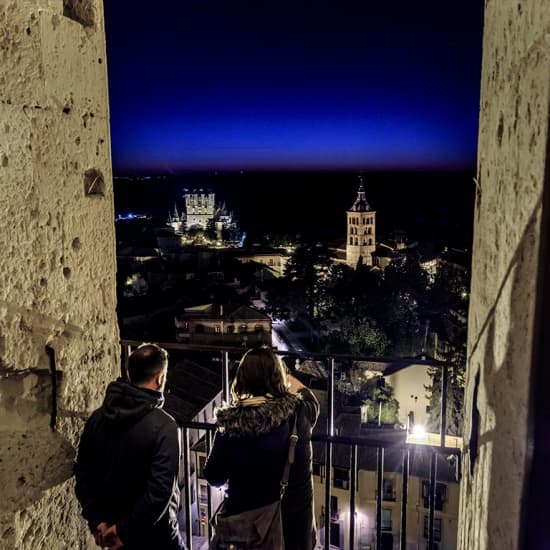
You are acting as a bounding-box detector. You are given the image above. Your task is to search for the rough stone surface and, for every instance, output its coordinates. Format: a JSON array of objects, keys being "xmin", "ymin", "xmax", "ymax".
[
  {"xmin": 0, "ymin": 0, "xmax": 119, "ymax": 548},
  {"xmin": 458, "ymin": 1, "xmax": 550, "ymax": 549}
]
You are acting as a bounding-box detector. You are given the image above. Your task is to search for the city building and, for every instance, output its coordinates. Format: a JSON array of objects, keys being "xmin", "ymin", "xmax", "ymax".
[
  {"xmin": 163, "ymin": 357, "xmax": 224, "ymax": 537},
  {"xmin": 235, "ymin": 249, "xmax": 291, "ymax": 278},
  {"xmin": 313, "ymin": 445, "xmax": 459, "ymax": 550},
  {"xmin": 346, "ymin": 179, "xmax": 377, "ymax": 268},
  {"xmin": 304, "ymin": 385, "xmax": 460, "ymax": 550},
  {"xmin": 175, "ymin": 303, "xmax": 272, "ymax": 347}
]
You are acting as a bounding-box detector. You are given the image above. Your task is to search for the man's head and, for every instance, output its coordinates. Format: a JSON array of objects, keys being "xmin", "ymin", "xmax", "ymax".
[{"xmin": 127, "ymin": 343, "xmax": 169, "ymax": 392}]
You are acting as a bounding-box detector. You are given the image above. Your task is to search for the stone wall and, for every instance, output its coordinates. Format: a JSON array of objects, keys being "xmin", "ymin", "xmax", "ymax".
[
  {"xmin": 458, "ymin": 1, "xmax": 550, "ymax": 548},
  {"xmin": 0, "ymin": 0, "xmax": 119, "ymax": 547}
]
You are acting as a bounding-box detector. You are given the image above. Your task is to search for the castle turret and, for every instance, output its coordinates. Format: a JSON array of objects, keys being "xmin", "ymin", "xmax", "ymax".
[{"xmin": 346, "ymin": 177, "xmax": 376, "ymax": 268}]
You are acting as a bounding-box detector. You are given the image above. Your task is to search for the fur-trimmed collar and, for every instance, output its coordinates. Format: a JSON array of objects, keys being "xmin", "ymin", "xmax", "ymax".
[{"xmin": 215, "ymin": 393, "xmax": 301, "ymax": 437}]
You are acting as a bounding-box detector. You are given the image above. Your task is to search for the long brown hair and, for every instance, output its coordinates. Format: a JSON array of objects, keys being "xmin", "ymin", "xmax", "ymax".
[{"xmin": 231, "ymin": 347, "xmax": 288, "ymax": 401}]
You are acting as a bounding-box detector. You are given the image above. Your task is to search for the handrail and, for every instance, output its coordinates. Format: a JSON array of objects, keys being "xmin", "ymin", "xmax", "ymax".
[
  {"xmin": 120, "ymin": 338, "xmax": 448, "ymax": 369},
  {"xmin": 120, "ymin": 339, "xmax": 458, "ymax": 550}
]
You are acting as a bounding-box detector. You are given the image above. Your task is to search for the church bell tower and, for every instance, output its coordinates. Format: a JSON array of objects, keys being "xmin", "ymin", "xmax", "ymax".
[{"xmin": 346, "ymin": 178, "xmax": 376, "ymax": 268}]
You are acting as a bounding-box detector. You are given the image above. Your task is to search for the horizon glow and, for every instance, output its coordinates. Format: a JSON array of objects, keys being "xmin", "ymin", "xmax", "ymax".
[{"xmin": 104, "ymin": 1, "xmax": 484, "ymax": 174}]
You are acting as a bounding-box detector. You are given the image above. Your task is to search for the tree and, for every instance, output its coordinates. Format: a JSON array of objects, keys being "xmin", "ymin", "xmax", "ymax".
[
  {"xmin": 360, "ymin": 377, "xmax": 399, "ymax": 425},
  {"xmin": 283, "ymin": 243, "xmax": 332, "ymax": 318},
  {"xmin": 326, "ymin": 318, "xmax": 389, "ymax": 357},
  {"xmin": 318, "ymin": 263, "xmax": 383, "ymax": 321},
  {"xmin": 425, "ymin": 343, "xmax": 466, "ymax": 436},
  {"xmin": 376, "ymin": 254, "xmax": 430, "ymax": 356},
  {"xmin": 425, "ymin": 259, "xmax": 470, "ymax": 436},
  {"xmin": 263, "ymin": 277, "xmax": 294, "ymax": 320}
]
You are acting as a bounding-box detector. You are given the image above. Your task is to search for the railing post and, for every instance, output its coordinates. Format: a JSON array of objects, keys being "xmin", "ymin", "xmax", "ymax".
[
  {"xmin": 182, "ymin": 428, "xmax": 193, "ymax": 550},
  {"xmin": 400, "ymin": 448, "xmax": 409, "ymax": 550},
  {"xmin": 324, "ymin": 357, "xmax": 335, "ymax": 550},
  {"xmin": 206, "ymin": 430, "xmax": 213, "ymax": 542},
  {"xmin": 428, "ymin": 451, "xmax": 437, "ymax": 550},
  {"xmin": 376, "ymin": 447, "xmax": 384, "ymax": 550},
  {"xmin": 440, "ymin": 363, "xmax": 449, "ymax": 448},
  {"xmin": 221, "ymin": 350, "xmax": 230, "ymax": 404},
  {"xmin": 349, "ymin": 443, "xmax": 357, "ymax": 550}
]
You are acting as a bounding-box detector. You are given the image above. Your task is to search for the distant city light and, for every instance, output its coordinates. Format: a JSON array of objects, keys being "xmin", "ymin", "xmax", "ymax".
[{"xmin": 116, "ymin": 212, "xmax": 150, "ymax": 221}]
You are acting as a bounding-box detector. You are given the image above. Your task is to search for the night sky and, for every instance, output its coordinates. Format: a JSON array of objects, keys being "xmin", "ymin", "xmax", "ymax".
[{"xmin": 103, "ymin": 1, "xmax": 485, "ymax": 174}]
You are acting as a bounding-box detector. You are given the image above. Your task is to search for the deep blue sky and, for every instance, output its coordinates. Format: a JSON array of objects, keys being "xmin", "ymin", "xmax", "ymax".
[{"xmin": 104, "ymin": 1, "xmax": 484, "ymax": 174}]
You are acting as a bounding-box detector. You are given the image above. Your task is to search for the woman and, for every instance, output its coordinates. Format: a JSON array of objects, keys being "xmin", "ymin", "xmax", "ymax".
[{"xmin": 204, "ymin": 347, "xmax": 320, "ymax": 550}]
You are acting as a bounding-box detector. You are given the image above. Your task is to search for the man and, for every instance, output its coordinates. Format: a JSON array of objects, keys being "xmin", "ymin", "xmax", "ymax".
[{"xmin": 75, "ymin": 343, "xmax": 185, "ymax": 549}]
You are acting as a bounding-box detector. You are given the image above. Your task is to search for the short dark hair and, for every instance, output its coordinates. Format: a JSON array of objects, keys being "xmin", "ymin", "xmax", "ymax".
[
  {"xmin": 127, "ymin": 343, "xmax": 168, "ymax": 385},
  {"xmin": 231, "ymin": 347, "xmax": 288, "ymax": 400}
]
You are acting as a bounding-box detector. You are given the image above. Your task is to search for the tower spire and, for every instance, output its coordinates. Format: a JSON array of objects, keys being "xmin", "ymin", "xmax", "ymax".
[{"xmin": 349, "ymin": 175, "xmax": 370, "ymax": 211}]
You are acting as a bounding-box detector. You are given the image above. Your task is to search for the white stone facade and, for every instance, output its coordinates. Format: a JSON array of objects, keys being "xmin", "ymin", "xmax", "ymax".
[
  {"xmin": 346, "ymin": 210, "xmax": 376, "ymax": 268},
  {"xmin": 184, "ymin": 191, "xmax": 216, "ymax": 229},
  {"xmin": 0, "ymin": 1, "xmax": 119, "ymax": 548},
  {"xmin": 458, "ymin": 1, "xmax": 550, "ymax": 548}
]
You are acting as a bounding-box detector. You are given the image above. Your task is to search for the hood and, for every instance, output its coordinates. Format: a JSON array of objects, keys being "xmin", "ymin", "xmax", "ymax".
[
  {"xmin": 215, "ymin": 393, "xmax": 300, "ymax": 437},
  {"xmin": 101, "ymin": 380, "xmax": 164, "ymax": 427}
]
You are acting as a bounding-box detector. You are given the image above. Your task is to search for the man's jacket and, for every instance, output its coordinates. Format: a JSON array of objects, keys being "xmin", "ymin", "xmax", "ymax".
[{"xmin": 75, "ymin": 380, "xmax": 183, "ymax": 549}]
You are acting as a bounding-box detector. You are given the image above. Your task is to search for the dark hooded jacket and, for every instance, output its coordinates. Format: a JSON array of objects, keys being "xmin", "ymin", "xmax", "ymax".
[
  {"xmin": 204, "ymin": 387, "xmax": 320, "ymax": 550},
  {"xmin": 74, "ymin": 381, "xmax": 184, "ymax": 550}
]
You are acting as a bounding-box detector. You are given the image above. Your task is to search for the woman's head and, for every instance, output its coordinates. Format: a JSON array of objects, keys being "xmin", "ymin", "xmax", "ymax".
[{"xmin": 231, "ymin": 347, "xmax": 288, "ymax": 400}]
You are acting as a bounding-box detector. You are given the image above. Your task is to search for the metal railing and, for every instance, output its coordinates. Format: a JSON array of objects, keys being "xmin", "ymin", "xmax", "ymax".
[{"xmin": 121, "ymin": 340, "xmax": 460, "ymax": 550}]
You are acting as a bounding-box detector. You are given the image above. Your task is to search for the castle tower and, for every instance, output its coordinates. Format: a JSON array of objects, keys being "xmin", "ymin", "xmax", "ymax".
[
  {"xmin": 184, "ymin": 189, "xmax": 216, "ymax": 229},
  {"xmin": 346, "ymin": 178, "xmax": 376, "ymax": 268}
]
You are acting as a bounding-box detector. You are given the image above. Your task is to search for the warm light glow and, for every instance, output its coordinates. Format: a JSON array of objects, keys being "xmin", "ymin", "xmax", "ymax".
[{"xmin": 411, "ymin": 424, "xmax": 427, "ymax": 440}]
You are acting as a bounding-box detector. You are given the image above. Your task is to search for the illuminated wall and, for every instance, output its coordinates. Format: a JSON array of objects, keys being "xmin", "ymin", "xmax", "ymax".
[
  {"xmin": 0, "ymin": 1, "xmax": 119, "ymax": 547},
  {"xmin": 459, "ymin": 0, "xmax": 550, "ymax": 548}
]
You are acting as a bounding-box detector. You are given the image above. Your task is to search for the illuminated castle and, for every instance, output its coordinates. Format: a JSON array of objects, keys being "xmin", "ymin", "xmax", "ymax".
[
  {"xmin": 167, "ymin": 189, "xmax": 239, "ymax": 244},
  {"xmin": 346, "ymin": 178, "xmax": 376, "ymax": 268}
]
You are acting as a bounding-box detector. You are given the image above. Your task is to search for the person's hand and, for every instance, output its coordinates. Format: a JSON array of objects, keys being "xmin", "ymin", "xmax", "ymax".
[
  {"xmin": 287, "ymin": 373, "xmax": 305, "ymax": 393},
  {"xmin": 102, "ymin": 524, "xmax": 124, "ymax": 549},
  {"xmin": 93, "ymin": 522, "xmax": 110, "ymax": 547}
]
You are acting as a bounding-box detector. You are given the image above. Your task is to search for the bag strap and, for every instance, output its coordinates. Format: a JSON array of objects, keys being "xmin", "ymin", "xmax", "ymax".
[{"xmin": 280, "ymin": 406, "xmax": 299, "ymax": 498}]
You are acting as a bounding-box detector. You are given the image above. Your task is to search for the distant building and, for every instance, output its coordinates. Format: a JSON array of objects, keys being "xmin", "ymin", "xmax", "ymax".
[
  {"xmin": 163, "ymin": 357, "xmax": 223, "ymax": 538},
  {"xmin": 235, "ymin": 250, "xmax": 291, "ymax": 277},
  {"xmin": 167, "ymin": 189, "xmax": 240, "ymax": 245},
  {"xmin": 346, "ymin": 178, "xmax": 377, "ymax": 268},
  {"xmin": 185, "ymin": 190, "xmax": 216, "ymax": 230},
  {"xmin": 175, "ymin": 303, "xmax": 272, "ymax": 347}
]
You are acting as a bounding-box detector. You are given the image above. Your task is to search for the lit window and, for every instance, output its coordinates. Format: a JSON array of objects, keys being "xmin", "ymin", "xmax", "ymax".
[
  {"xmin": 198, "ymin": 455, "xmax": 206, "ymax": 478},
  {"xmin": 423, "ymin": 516, "xmax": 442, "ymax": 541},
  {"xmin": 381, "ymin": 509, "xmax": 392, "ymax": 531},
  {"xmin": 333, "ymin": 467, "xmax": 349, "ymax": 489},
  {"xmin": 422, "ymin": 481, "xmax": 446, "ymax": 511},
  {"xmin": 383, "ymin": 479, "xmax": 395, "ymax": 501}
]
